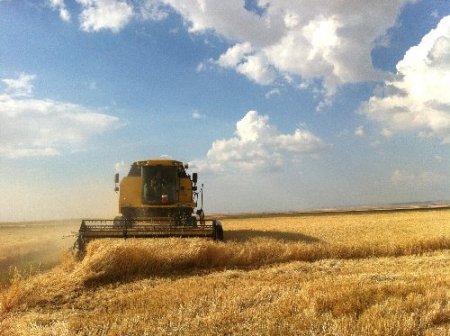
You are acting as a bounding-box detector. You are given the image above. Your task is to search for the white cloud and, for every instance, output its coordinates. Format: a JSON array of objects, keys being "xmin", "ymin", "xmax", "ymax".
[
  {"xmin": 217, "ymin": 42, "xmax": 253, "ymax": 68},
  {"xmin": 153, "ymin": 0, "xmax": 412, "ymax": 100},
  {"xmin": 2, "ymin": 73, "xmax": 36, "ymax": 97},
  {"xmin": 77, "ymin": 0, "xmax": 134, "ymax": 32},
  {"xmin": 391, "ymin": 169, "xmax": 415, "ymax": 185},
  {"xmin": 3, "ymin": 147, "xmax": 61, "ymax": 159},
  {"xmin": 236, "ymin": 53, "xmax": 276, "ymax": 85},
  {"xmin": 49, "ymin": 0, "xmax": 71, "ymax": 22},
  {"xmin": 354, "ymin": 125, "xmax": 365, "ymax": 137},
  {"xmin": 196, "ymin": 62, "xmax": 207, "ymax": 72},
  {"xmin": 192, "ymin": 110, "xmax": 205, "ymax": 119},
  {"xmin": 0, "ymin": 74, "xmax": 122, "ymax": 158},
  {"xmin": 190, "ymin": 110, "xmax": 328, "ymax": 172},
  {"xmin": 196, "ymin": 59, "xmax": 216, "ymax": 72},
  {"xmin": 59, "ymin": 1, "xmax": 413, "ymax": 104},
  {"xmin": 216, "ymin": 42, "xmax": 275, "ymax": 85},
  {"xmin": 265, "ymin": 88, "xmax": 280, "ymax": 99},
  {"xmin": 139, "ymin": 0, "xmax": 169, "ymax": 21},
  {"xmin": 216, "ymin": 42, "xmax": 276, "ymax": 85},
  {"xmin": 115, "ymin": 160, "xmax": 127, "ymax": 175},
  {"xmin": 391, "ymin": 169, "xmax": 446, "ymax": 187},
  {"xmin": 160, "ymin": 0, "xmax": 271, "ymax": 41},
  {"xmin": 360, "ymin": 15, "xmax": 450, "ymax": 142}
]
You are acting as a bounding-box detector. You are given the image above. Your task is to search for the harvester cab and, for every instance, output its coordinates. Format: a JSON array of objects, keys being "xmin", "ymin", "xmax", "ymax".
[{"xmin": 74, "ymin": 159, "xmax": 223, "ymax": 254}]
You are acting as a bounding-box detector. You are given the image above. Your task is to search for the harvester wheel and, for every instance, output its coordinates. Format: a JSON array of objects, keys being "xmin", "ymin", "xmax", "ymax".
[
  {"xmin": 214, "ymin": 221, "xmax": 224, "ymax": 241},
  {"xmin": 197, "ymin": 209, "xmax": 205, "ymax": 226}
]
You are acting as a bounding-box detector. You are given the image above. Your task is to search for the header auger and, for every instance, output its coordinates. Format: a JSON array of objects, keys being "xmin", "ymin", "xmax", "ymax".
[{"xmin": 74, "ymin": 159, "xmax": 223, "ymax": 255}]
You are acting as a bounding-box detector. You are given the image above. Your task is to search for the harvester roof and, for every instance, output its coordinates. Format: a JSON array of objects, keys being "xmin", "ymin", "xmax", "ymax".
[{"xmin": 135, "ymin": 159, "xmax": 183, "ymax": 167}]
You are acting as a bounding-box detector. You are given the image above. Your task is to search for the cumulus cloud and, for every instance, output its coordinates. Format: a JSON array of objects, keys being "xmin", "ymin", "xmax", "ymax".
[
  {"xmin": 360, "ymin": 15, "xmax": 450, "ymax": 142},
  {"xmin": 55, "ymin": 1, "xmax": 414, "ymax": 104},
  {"xmin": 152, "ymin": 0, "xmax": 412, "ymax": 99},
  {"xmin": 77, "ymin": 0, "xmax": 134, "ymax": 32},
  {"xmin": 2, "ymin": 73, "xmax": 36, "ymax": 97},
  {"xmin": 139, "ymin": 0, "xmax": 169, "ymax": 21},
  {"xmin": 217, "ymin": 42, "xmax": 276, "ymax": 85},
  {"xmin": 217, "ymin": 42, "xmax": 253, "ymax": 68},
  {"xmin": 49, "ymin": 0, "xmax": 71, "ymax": 22},
  {"xmin": 190, "ymin": 110, "xmax": 328, "ymax": 172},
  {"xmin": 0, "ymin": 74, "xmax": 122, "ymax": 158}
]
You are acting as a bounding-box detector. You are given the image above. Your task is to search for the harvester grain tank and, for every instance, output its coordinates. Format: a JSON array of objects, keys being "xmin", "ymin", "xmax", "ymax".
[{"xmin": 74, "ymin": 159, "xmax": 223, "ymax": 253}]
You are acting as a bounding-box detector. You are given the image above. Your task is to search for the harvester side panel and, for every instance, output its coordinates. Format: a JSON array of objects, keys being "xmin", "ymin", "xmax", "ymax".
[
  {"xmin": 179, "ymin": 177, "xmax": 194, "ymax": 203},
  {"xmin": 119, "ymin": 176, "xmax": 141, "ymax": 210}
]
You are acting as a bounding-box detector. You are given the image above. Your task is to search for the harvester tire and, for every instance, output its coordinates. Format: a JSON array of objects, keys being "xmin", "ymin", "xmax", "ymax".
[{"xmin": 214, "ymin": 222, "xmax": 224, "ymax": 241}]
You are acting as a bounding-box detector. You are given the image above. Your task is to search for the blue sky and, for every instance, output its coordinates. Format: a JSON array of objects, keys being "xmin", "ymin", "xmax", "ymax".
[{"xmin": 1, "ymin": 0, "xmax": 449, "ymax": 221}]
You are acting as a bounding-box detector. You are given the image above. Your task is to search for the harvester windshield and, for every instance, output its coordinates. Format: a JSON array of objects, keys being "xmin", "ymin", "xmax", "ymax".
[{"xmin": 142, "ymin": 165, "xmax": 178, "ymax": 205}]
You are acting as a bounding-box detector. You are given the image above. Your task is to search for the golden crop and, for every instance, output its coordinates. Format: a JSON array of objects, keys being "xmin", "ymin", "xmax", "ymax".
[
  {"xmin": 0, "ymin": 220, "xmax": 79, "ymax": 284},
  {"xmin": 1, "ymin": 210, "xmax": 449, "ymax": 335}
]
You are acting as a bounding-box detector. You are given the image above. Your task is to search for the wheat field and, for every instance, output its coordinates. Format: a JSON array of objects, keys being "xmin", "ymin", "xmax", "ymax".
[
  {"xmin": 1, "ymin": 209, "xmax": 450, "ymax": 335},
  {"xmin": 0, "ymin": 220, "xmax": 80, "ymax": 284}
]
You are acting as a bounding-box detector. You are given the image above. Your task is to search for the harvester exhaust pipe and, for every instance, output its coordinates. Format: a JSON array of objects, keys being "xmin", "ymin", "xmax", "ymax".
[{"xmin": 200, "ymin": 183, "xmax": 204, "ymax": 210}]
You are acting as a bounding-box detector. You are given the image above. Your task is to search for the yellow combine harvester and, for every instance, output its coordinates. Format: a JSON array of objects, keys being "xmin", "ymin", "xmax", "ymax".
[{"xmin": 74, "ymin": 158, "xmax": 224, "ymax": 253}]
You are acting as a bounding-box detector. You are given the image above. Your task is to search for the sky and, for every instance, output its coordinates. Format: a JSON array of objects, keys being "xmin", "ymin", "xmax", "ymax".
[{"xmin": 1, "ymin": 0, "xmax": 449, "ymax": 221}]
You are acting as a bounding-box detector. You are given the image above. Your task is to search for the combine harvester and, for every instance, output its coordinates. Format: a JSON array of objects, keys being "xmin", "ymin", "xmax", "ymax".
[{"xmin": 74, "ymin": 158, "xmax": 224, "ymax": 254}]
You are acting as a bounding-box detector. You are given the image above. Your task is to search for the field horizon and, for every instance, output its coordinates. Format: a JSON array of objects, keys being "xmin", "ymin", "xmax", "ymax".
[{"xmin": 2, "ymin": 200, "xmax": 449, "ymax": 224}]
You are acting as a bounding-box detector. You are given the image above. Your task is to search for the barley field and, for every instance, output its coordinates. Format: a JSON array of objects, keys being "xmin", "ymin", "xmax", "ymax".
[{"xmin": 1, "ymin": 209, "xmax": 450, "ymax": 335}]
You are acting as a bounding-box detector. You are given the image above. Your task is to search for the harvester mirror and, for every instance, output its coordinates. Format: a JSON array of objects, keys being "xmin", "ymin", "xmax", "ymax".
[
  {"xmin": 114, "ymin": 173, "xmax": 120, "ymax": 192},
  {"xmin": 192, "ymin": 173, "xmax": 198, "ymax": 184}
]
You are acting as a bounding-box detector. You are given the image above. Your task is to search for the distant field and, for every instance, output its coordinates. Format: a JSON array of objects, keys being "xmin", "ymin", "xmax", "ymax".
[
  {"xmin": 1, "ymin": 209, "xmax": 449, "ymax": 335},
  {"xmin": 0, "ymin": 220, "xmax": 79, "ymax": 284}
]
